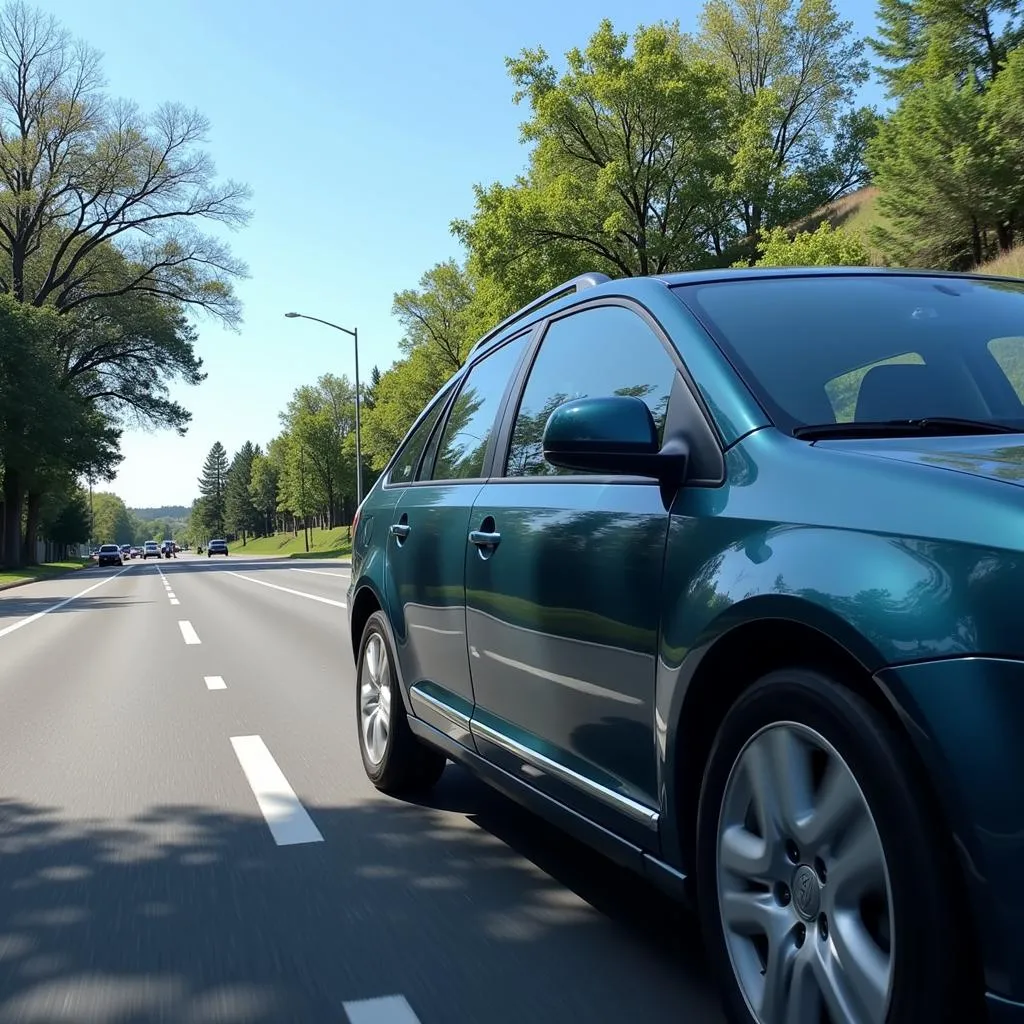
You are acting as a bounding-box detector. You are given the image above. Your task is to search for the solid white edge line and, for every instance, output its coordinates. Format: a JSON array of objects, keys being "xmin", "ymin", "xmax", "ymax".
[
  {"xmin": 290, "ymin": 567, "xmax": 351, "ymax": 578},
  {"xmin": 229, "ymin": 735, "xmax": 323, "ymax": 846},
  {"xmin": 226, "ymin": 571, "xmax": 346, "ymax": 608},
  {"xmin": 204, "ymin": 675, "xmax": 226, "ymax": 690},
  {"xmin": 0, "ymin": 566, "xmax": 134, "ymax": 640},
  {"xmin": 343, "ymin": 996, "xmax": 422, "ymax": 1024},
  {"xmin": 178, "ymin": 620, "xmax": 201, "ymax": 644}
]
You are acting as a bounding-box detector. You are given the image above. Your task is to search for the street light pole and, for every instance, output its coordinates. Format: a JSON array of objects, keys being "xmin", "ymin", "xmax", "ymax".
[{"xmin": 284, "ymin": 312, "xmax": 363, "ymax": 509}]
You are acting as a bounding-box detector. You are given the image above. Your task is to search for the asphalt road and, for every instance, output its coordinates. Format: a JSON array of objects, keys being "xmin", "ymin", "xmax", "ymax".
[{"xmin": 0, "ymin": 553, "xmax": 726, "ymax": 1024}]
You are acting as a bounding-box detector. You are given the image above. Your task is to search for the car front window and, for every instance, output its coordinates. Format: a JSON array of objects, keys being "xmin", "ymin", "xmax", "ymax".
[{"xmin": 676, "ymin": 274, "xmax": 1024, "ymax": 434}]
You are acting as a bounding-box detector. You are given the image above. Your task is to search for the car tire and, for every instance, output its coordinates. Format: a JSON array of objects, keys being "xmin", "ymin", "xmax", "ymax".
[
  {"xmin": 695, "ymin": 668, "xmax": 975, "ymax": 1024},
  {"xmin": 355, "ymin": 610, "xmax": 446, "ymax": 796}
]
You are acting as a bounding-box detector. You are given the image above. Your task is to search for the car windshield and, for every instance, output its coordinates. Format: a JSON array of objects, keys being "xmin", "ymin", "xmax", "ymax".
[
  {"xmin": 100, "ymin": 545, "xmax": 117, "ymax": 552},
  {"xmin": 675, "ymin": 273, "xmax": 1024, "ymax": 435}
]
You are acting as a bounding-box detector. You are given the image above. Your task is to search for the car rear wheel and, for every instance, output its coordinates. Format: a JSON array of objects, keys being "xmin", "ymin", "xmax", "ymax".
[
  {"xmin": 696, "ymin": 668, "xmax": 974, "ymax": 1024},
  {"xmin": 356, "ymin": 610, "xmax": 446, "ymax": 796}
]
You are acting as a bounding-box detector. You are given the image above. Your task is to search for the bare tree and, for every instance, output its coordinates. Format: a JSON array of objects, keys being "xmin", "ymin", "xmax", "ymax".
[{"xmin": 0, "ymin": 1, "xmax": 251, "ymax": 325}]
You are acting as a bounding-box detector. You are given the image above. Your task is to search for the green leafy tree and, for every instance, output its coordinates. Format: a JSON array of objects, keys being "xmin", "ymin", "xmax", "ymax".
[
  {"xmin": 0, "ymin": 296, "xmax": 119, "ymax": 566},
  {"xmin": 279, "ymin": 375, "xmax": 356, "ymax": 528},
  {"xmin": 744, "ymin": 221, "xmax": 871, "ymax": 266},
  {"xmin": 454, "ymin": 20, "xmax": 735, "ymax": 307},
  {"xmin": 690, "ymin": 0, "xmax": 874, "ymax": 238},
  {"xmin": 91, "ymin": 491, "xmax": 133, "ymax": 544},
  {"xmin": 392, "ymin": 260, "xmax": 476, "ymax": 373},
  {"xmin": 197, "ymin": 442, "xmax": 229, "ymax": 538},
  {"xmin": 249, "ymin": 453, "xmax": 279, "ymax": 535},
  {"xmin": 47, "ymin": 486, "xmax": 91, "ymax": 548}
]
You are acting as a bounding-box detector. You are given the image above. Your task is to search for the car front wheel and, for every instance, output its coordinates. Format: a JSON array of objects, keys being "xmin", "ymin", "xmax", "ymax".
[
  {"xmin": 355, "ymin": 610, "xmax": 446, "ymax": 796},
  {"xmin": 696, "ymin": 668, "xmax": 976, "ymax": 1024}
]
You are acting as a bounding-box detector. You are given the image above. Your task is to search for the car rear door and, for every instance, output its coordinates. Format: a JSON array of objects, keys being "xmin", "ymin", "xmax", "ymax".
[{"xmin": 384, "ymin": 331, "xmax": 532, "ymax": 747}]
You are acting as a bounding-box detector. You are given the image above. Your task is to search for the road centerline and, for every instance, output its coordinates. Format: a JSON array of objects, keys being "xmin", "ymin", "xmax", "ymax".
[
  {"xmin": 178, "ymin": 620, "xmax": 201, "ymax": 645},
  {"xmin": 225, "ymin": 571, "xmax": 346, "ymax": 608},
  {"xmin": 229, "ymin": 735, "xmax": 324, "ymax": 846}
]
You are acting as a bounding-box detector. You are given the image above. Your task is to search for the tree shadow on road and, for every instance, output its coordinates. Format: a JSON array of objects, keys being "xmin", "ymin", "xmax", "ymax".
[
  {"xmin": 0, "ymin": 772, "xmax": 724, "ymax": 1024},
  {"xmin": 0, "ymin": 597, "xmax": 152, "ymax": 622}
]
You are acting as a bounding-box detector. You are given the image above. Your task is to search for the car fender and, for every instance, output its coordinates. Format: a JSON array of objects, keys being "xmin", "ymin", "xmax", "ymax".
[{"xmin": 655, "ymin": 519, "xmax": 988, "ymax": 868}]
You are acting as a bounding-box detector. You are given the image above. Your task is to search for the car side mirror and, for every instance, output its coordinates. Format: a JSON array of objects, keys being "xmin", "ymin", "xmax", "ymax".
[{"xmin": 542, "ymin": 396, "xmax": 687, "ymax": 483}]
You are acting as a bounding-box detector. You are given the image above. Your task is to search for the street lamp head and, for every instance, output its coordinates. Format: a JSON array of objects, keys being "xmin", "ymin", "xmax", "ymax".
[{"xmin": 284, "ymin": 312, "xmax": 301, "ymax": 318}]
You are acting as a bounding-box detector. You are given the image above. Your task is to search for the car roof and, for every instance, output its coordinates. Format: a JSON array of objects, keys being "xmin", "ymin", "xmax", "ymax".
[{"xmin": 471, "ymin": 265, "xmax": 1024, "ymax": 357}]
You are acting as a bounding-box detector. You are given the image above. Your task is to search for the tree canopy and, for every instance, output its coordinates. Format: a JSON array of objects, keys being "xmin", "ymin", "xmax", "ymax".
[{"xmin": 0, "ymin": 1, "xmax": 250, "ymax": 568}]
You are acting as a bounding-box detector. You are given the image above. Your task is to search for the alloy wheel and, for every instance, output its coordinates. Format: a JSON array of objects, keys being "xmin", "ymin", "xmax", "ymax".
[
  {"xmin": 359, "ymin": 631, "xmax": 392, "ymax": 765},
  {"xmin": 717, "ymin": 721, "xmax": 894, "ymax": 1024}
]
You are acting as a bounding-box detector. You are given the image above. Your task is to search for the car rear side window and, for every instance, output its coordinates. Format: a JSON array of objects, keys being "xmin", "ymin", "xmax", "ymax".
[
  {"xmin": 388, "ymin": 386, "xmax": 452, "ymax": 485},
  {"xmin": 505, "ymin": 305, "xmax": 677, "ymax": 477},
  {"xmin": 428, "ymin": 335, "xmax": 528, "ymax": 481}
]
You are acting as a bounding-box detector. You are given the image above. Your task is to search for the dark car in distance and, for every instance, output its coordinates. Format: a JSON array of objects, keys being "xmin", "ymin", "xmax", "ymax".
[
  {"xmin": 207, "ymin": 539, "xmax": 228, "ymax": 557},
  {"xmin": 346, "ymin": 267, "xmax": 1024, "ymax": 1024},
  {"xmin": 96, "ymin": 544, "xmax": 122, "ymax": 567}
]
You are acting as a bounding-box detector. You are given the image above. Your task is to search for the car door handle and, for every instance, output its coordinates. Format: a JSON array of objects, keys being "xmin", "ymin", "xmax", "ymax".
[
  {"xmin": 389, "ymin": 523, "xmax": 411, "ymax": 539},
  {"xmin": 468, "ymin": 530, "xmax": 500, "ymax": 547}
]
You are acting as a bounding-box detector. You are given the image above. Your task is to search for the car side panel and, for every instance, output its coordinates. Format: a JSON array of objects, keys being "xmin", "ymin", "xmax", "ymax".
[
  {"xmin": 656, "ymin": 432, "xmax": 1024, "ymax": 867},
  {"xmin": 876, "ymin": 656, "xmax": 1024, "ymax": 1008}
]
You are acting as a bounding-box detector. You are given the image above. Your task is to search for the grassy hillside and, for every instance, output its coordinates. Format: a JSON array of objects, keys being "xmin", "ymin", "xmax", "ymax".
[
  {"xmin": 227, "ymin": 527, "xmax": 352, "ymax": 560},
  {"xmin": 791, "ymin": 186, "xmax": 888, "ymax": 264},
  {"xmin": 793, "ymin": 185, "xmax": 1024, "ymax": 277}
]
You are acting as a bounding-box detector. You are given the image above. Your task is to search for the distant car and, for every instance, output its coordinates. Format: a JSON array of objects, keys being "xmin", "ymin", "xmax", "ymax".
[
  {"xmin": 160, "ymin": 540, "xmax": 175, "ymax": 559},
  {"xmin": 97, "ymin": 544, "xmax": 122, "ymax": 567},
  {"xmin": 207, "ymin": 539, "xmax": 229, "ymax": 557},
  {"xmin": 142, "ymin": 541, "xmax": 160, "ymax": 560},
  {"xmin": 120, "ymin": 544, "xmax": 132, "ymax": 561}
]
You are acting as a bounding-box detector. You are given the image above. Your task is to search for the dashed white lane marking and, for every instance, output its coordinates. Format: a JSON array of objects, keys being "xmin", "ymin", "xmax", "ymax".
[
  {"xmin": 178, "ymin": 620, "xmax": 201, "ymax": 645},
  {"xmin": 229, "ymin": 735, "xmax": 324, "ymax": 846},
  {"xmin": 170, "ymin": 598, "xmax": 180, "ymax": 606},
  {"xmin": 167, "ymin": 591, "xmax": 176, "ymax": 599},
  {"xmin": 204, "ymin": 675, "xmax": 226, "ymax": 690},
  {"xmin": 290, "ymin": 567, "xmax": 350, "ymax": 578},
  {"xmin": 343, "ymin": 995, "xmax": 422, "ymax": 1024},
  {"xmin": 225, "ymin": 571, "xmax": 346, "ymax": 608},
  {"xmin": 0, "ymin": 566, "xmax": 134, "ymax": 639}
]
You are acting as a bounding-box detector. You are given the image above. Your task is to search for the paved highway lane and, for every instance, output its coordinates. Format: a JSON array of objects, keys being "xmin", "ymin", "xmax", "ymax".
[{"xmin": 0, "ymin": 554, "xmax": 725, "ymax": 1023}]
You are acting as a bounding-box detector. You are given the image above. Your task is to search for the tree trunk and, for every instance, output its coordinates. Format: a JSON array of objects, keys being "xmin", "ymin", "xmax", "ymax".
[
  {"xmin": 22, "ymin": 491, "xmax": 42, "ymax": 565},
  {"xmin": 997, "ymin": 219, "xmax": 1014, "ymax": 254},
  {"xmin": 2, "ymin": 469, "xmax": 24, "ymax": 570}
]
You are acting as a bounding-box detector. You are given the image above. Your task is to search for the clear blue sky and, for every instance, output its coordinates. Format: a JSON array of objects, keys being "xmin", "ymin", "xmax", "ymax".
[{"xmin": 45, "ymin": 0, "xmax": 880, "ymax": 508}]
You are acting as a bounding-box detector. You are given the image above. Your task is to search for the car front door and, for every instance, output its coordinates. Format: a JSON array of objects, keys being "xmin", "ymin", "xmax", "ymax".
[
  {"xmin": 385, "ymin": 331, "xmax": 531, "ymax": 747},
  {"xmin": 465, "ymin": 303, "xmax": 697, "ymax": 847}
]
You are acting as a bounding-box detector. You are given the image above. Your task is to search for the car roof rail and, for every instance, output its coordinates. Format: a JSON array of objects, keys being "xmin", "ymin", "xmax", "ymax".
[{"xmin": 467, "ymin": 271, "xmax": 612, "ymax": 358}]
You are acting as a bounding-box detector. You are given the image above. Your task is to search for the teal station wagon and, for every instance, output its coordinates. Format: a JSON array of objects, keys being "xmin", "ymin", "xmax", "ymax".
[{"xmin": 348, "ymin": 267, "xmax": 1024, "ymax": 1024}]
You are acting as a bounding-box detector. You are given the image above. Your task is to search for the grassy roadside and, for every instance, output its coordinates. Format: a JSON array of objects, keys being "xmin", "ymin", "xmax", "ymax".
[
  {"xmin": 227, "ymin": 526, "xmax": 352, "ymax": 560},
  {"xmin": 0, "ymin": 558, "xmax": 90, "ymax": 589}
]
